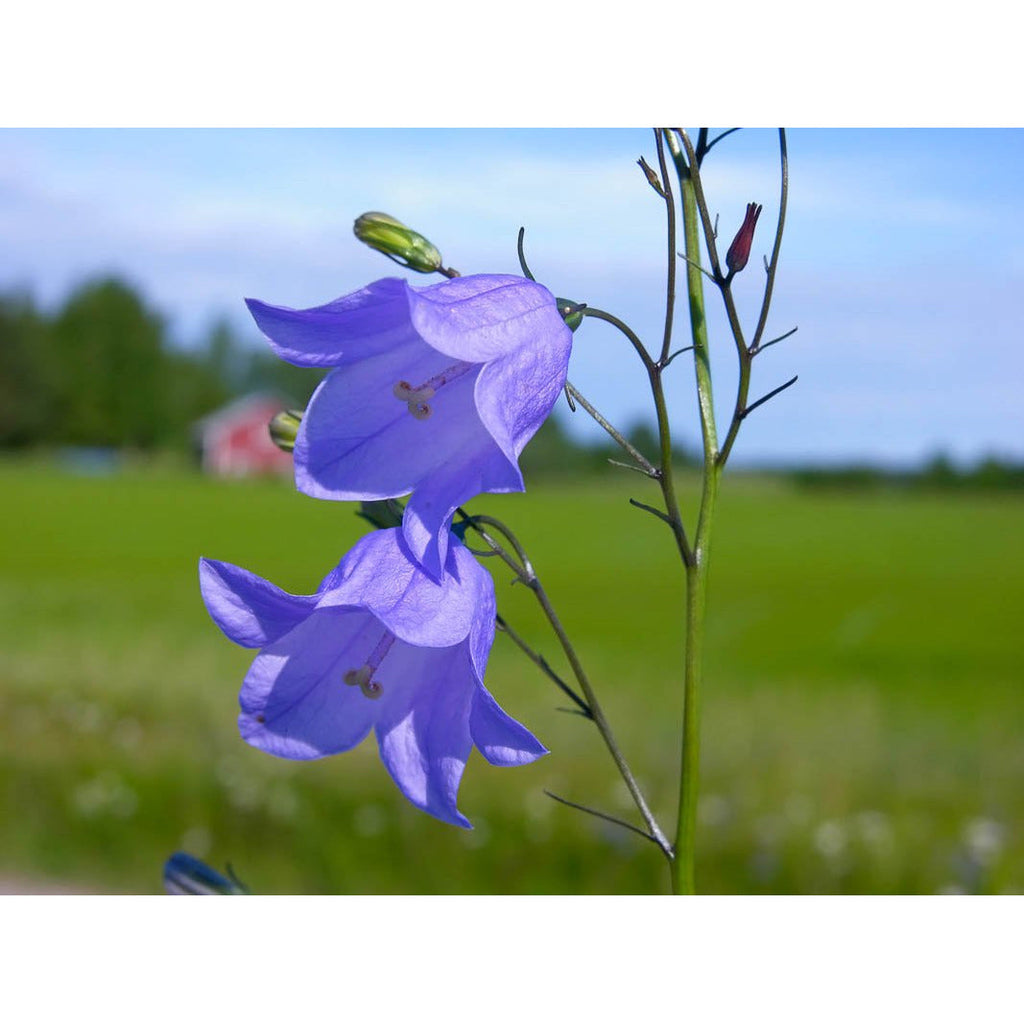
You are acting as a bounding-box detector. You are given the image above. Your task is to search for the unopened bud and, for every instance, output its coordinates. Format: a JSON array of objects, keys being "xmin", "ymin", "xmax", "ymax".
[
  {"xmin": 268, "ymin": 408, "xmax": 303, "ymax": 453},
  {"xmin": 637, "ymin": 157, "xmax": 665, "ymax": 196},
  {"xmin": 725, "ymin": 202, "xmax": 763, "ymax": 276},
  {"xmin": 556, "ymin": 297, "xmax": 587, "ymax": 332},
  {"xmin": 353, "ymin": 212, "xmax": 443, "ymax": 274},
  {"xmin": 163, "ymin": 852, "xmax": 249, "ymax": 895}
]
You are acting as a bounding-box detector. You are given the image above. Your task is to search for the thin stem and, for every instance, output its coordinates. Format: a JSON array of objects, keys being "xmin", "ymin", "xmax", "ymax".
[
  {"xmin": 456, "ymin": 511, "xmax": 529, "ymax": 580},
  {"xmin": 717, "ymin": 129, "xmax": 788, "ymax": 464},
  {"xmin": 696, "ymin": 128, "xmax": 741, "ymax": 165},
  {"xmin": 695, "ymin": 128, "xmax": 708, "ymax": 165},
  {"xmin": 581, "ymin": 306, "xmax": 653, "ymax": 370},
  {"xmin": 663, "ymin": 345, "xmax": 695, "ymax": 368},
  {"xmin": 608, "ymin": 458, "xmax": 657, "ymax": 477},
  {"xmin": 665, "ymin": 130, "xmax": 722, "ymax": 895},
  {"xmin": 516, "ymin": 226, "xmax": 537, "ymax": 281},
  {"xmin": 566, "ymin": 381, "xmax": 658, "ymax": 478},
  {"xmin": 675, "ymin": 502, "xmax": 716, "ymax": 894},
  {"xmin": 668, "ymin": 132, "xmax": 719, "ymax": 460},
  {"xmin": 674, "ymin": 131, "xmax": 724, "ymax": 282},
  {"xmin": 544, "ymin": 791, "xmax": 662, "ymax": 847},
  {"xmin": 629, "ymin": 497, "xmax": 673, "ymax": 526},
  {"xmin": 460, "ymin": 510, "xmax": 672, "ymax": 857},
  {"xmin": 495, "ymin": 613, "xmax": 591, "ymax": 718},
  {"xmin": 527, "ymin": 576, "xmax": 672, "ymax": 854},
  {"xmin": 655, "ymin": 127, "xmax": 678, "ymax": 365},
  {"xmin": 740, "ymin": 374, "xmax": 799, "ymax": 419},
  {"xmin": 676, "ymin": 130, "xmax": 750, "ymax": 364},
  {"xmin": 755, "ymin": 325, "xmax": 798, "ymax": 354},
  {"xmin": 647, "ymin": 367, "xmax": 694, "ymax": 569},
  {"xmin": 676, "ymin": 251, "xmax": 718, "ymax": 284},
  {"xmin": 576, "ymin": 267, "xmax": 691, "ymax": 564},
  {"xmin": 751, "ymin": 129, "xmax": 789, "ymax": 351}
]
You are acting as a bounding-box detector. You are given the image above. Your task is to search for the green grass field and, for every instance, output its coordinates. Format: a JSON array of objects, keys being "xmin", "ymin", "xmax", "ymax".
[{"xmin": 1, "ymin": 459, "xmax": 1021, "ymax": 893}]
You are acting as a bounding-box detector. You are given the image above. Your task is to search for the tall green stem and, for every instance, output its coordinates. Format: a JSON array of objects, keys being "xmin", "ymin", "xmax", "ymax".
[{"xmin": 670, "ymin": 135, "xmax": 721, "ymax": 894}]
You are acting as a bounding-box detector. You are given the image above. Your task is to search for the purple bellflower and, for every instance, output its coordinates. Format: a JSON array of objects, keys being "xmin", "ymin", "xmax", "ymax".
[
  {"xmin": 245, "ymin": 274, "xmax": 572, "ymax": 579},
  {"xmin": 199, "ymin": 528, "xmax": 547, "ymax": 828}
]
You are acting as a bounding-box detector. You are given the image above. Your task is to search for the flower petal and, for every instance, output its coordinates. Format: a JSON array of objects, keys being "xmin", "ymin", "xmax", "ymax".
[
  {"xmin": 408, "ymin": 275, "xmax": 566, "ymax": 363},
  {"xmin": 245, "ymin": 278, "xmax": 419, "ymax": 368},
  {"xmin": 453, "ymin": 541, "xmax": 498, "ymax": 683},
  {"xmin": 469, "ymin": 685, "xmax": 548, "ymax": 767},
  {"xmin": 474, "ymin": 325, "xmax": 573, "ymax": 466},
  {"xmin": 292, "ymin": 341, "xmax": 488, "ymax": 503},
  {"xmin": 317, "ymin": 529, "xmax": 493, "ymax": 651},
  {"xmin": 374, "ymin": 642, "xmax": 477, "ymax": 828},
  {"xmin": 401, "ymin": 443, "xmax": 522, "ymax": 579},
  {"xmin": 199, "ymin": 557, "xmax": 317, "ymax": 648},
  {"xmin": 238, "ymin": 606, "xmax": 378, "ymax": 759}
]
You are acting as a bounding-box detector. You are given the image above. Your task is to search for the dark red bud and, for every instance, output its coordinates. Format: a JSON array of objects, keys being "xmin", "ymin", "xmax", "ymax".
[{"xmin": 725, "ymin": 202, "xmax": 762, "ymax": 276}]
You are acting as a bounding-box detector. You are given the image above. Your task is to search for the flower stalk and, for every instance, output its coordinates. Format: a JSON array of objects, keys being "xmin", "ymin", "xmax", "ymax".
[
  {"xmin": 665, "ymin": 130, "xmax": 721, "ymax": 893},
  {"xmin": 654, "ymin": 127, "xmax": 791, "ymax": 892},
  {"xmin": 461, "ymin": 510, "xmax": 672, "ymax": 855},
  {"xmin": 201, "ymin": 126, "xmax": 795, "ymax": 895}
]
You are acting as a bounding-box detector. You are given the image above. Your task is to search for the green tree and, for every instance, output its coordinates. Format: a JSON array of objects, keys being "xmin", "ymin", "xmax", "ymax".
[
  {"xmin": 0, "ymin": 291, "xmax": 56, "ymax": 447},
  {"xmin": 50, "ymin": 278, "xmax": 170, "ymax": 448}
]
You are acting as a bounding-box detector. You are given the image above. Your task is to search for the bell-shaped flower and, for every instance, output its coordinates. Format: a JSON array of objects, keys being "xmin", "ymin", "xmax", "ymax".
[
  {"xmin": 198, "ymin": 528, "xmax": 546, "ymax": 829},
  {"xmin": 245, "ymin": 274, "xmax": 573, "ymax": 579}
]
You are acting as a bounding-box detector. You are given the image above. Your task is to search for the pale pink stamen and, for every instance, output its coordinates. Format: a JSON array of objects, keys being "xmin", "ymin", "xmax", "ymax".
[
  {"xmin": 343, "ymin": 632, "xmax": 395, "ymax": 700},
  {"xmin": 393, "ymin": 360, "xmax": 474, "ymax": 420}
]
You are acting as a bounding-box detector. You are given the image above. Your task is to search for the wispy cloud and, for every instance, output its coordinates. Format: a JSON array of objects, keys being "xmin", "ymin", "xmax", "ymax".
[{"xmin": 1, "ymin": 127, "xmax": 1022, "ymax": 463}]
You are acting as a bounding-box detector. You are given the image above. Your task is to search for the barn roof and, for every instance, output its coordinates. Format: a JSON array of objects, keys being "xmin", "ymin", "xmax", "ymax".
[{"xmin": 194, "ymin": 391, "xmax": 295, "ymax": 437}]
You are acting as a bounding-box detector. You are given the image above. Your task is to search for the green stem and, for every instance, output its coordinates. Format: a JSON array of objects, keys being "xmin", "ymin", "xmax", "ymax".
[
  {"xmin": 648, "ymin": 368, "xmax": 693, "ymax": 568},
  {"xmin": 461, "ymin": 510, "xmax": 672, "ymax": 856},
  {"xmin": 667, "ymin": 131, "xmax": 721, "ymax": 894},
  {"xmin": 675, "ymin": 464, "xmax": 719, "ymax": 893},
  {"xmin": 565, "ymin": 381, "xmax": 658, "ymax": 477}
]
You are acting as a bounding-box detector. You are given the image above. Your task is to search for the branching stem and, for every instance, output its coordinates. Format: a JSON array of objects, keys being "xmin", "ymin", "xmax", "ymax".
[
  {"xmin": 544, "ymin": 791, "xmax": 663, "ymax": 847},
  {"xmin": 459, "ymin": 510, "xmax": 672, "ymax": 857},
  {"xmin": 581, "ymin": 306, "xmax": 653, "ymax": 370},
  {"xmin": 655, "ymin": 127, "xmax": 678, "ymax": 365},
  {"xmin": 495, "ymin": 613, "xmax": 591, "ymax": 718},
  {"xmin": 663, "ymin": 129, "xmax": 725, "ymax": 894},
  {"xmin": 565, "ymin": 381, "xmax": 658, "ymax": 477}
]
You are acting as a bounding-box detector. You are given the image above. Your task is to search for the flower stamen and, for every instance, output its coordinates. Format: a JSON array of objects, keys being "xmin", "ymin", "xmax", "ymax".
[
  {"xmin": 393, "ymin": 360, "xmax": 474, "ymax": 420},
  {"xmin": 343, "ymin": 631, "xmax": 395, "ymax": 700}
]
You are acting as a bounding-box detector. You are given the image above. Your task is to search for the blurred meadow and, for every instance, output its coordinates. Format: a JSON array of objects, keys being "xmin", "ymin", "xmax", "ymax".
[
  {"xmin": 1, "ymin": 457, "xmax": 1021, "ymax": 894},
  {"xmin": 2, "ymin": 127, "xmax": 1023, "ymax": 896}
]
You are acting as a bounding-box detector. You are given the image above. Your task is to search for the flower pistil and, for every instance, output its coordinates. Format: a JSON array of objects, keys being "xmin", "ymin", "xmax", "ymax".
[
  {"xmin": 344, "ymin": 630, "xmax": 395, "ymax": 699},
  {"xmin": 392, "ymin": 360, "xmax": 475, "ymax": 420}
]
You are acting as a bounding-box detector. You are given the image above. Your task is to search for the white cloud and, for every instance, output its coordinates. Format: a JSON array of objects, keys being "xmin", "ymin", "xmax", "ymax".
[{"xmin": 2, "ymin": 128, "xmax": 1022, "ymax": 464}]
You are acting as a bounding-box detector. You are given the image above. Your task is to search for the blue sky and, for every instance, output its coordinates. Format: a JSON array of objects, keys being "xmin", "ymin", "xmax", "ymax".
[{"xmin": 2, "ymin": 127, "xmax": 1022, "ymax": 466}]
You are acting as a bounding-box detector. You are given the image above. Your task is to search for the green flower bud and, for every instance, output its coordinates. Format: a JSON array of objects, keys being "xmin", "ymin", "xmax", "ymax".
[
  {"xmin": 555, "ymin": 297, "xmax": 587, "ymax": 332},
  {"xmin": 268, "ymin": 408, "xmax": 303, "ymax": 453},
  {"xmin": 353, "ymin": 212, "xmax": 443, "ymax": 274}
]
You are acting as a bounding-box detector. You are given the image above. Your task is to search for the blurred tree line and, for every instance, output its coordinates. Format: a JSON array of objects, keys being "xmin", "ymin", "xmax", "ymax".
[
  {"xmin": 0, "ymin": 277, "xmax": 324, "ymax": 451},
  {"xmin": 0, "ymin": 274, "xmax": 693, "ymax": 477},
  {"xmin": 9, "ymin": 274, "xmax": 1019, "ymax": 488},
  {"xmin": 15, "ymin": 276, "xmax": 1015, "ymax": 489},
  {"xmin": 789, "ymin": 452, "xmax": 1024, "ymax": 492}
]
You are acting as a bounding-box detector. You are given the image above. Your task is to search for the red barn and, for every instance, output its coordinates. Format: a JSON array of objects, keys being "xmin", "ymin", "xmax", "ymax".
[{"xmin": 196, "ymin": 393, "xmax": 294, "ymax": 478}]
